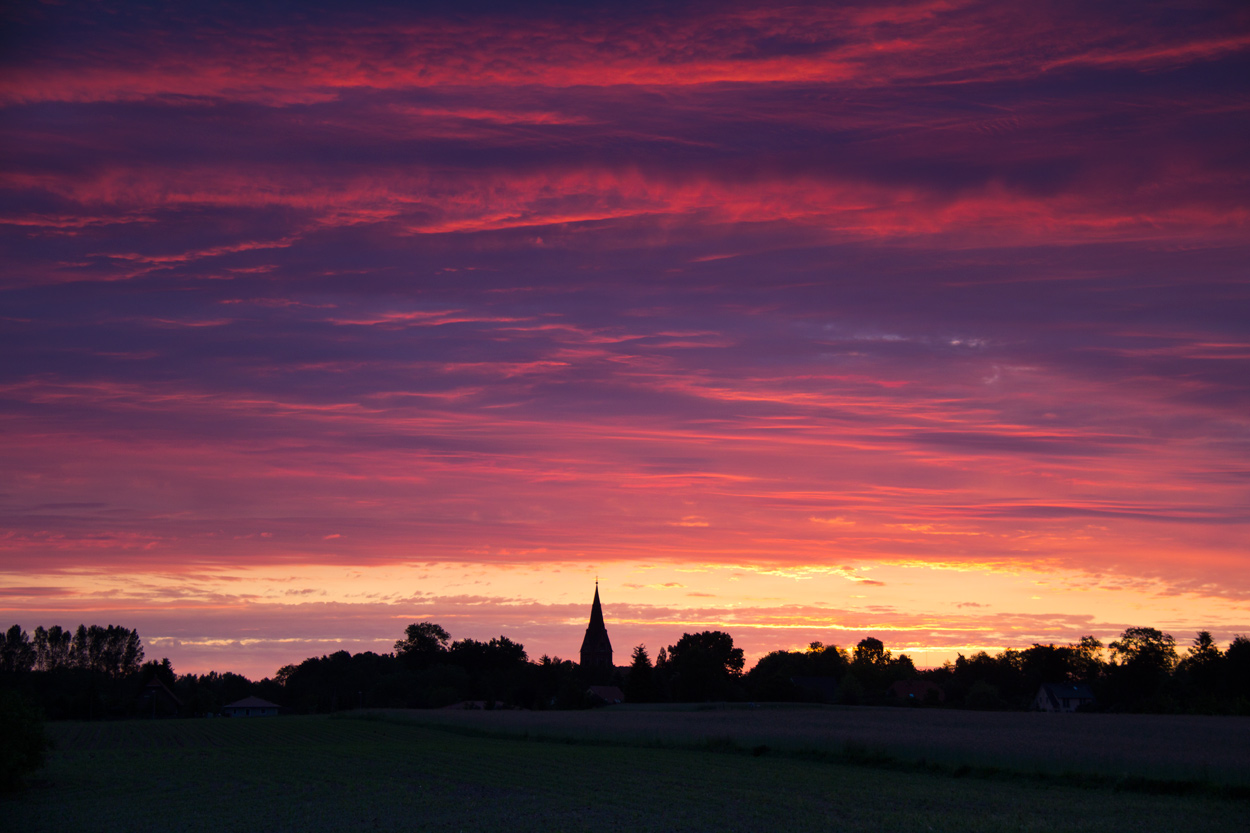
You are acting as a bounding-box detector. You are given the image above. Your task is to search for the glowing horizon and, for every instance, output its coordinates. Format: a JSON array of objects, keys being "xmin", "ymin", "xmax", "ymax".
[{"xmin": 2, "ymin": 0, "xmax": 1248, "ymax": 681}]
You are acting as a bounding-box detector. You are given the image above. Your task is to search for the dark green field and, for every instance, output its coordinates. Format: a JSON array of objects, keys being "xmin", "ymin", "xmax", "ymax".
[
  {"xmin": 408, "ymin": 703, "xmax": 1250, "ymax": 785},
  {"xmin": 6, "ymin": 710, "xmax": 1246, "ymax": 832}
]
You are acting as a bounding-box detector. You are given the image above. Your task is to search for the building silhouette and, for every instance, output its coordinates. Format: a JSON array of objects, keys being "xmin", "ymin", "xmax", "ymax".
[{"xmin": 579, "ymin": 582, "xmax": 613, "ymax": 679}]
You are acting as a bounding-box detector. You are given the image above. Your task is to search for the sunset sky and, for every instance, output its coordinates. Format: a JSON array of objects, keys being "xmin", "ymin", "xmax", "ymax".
[{"xmin": 2, "ymin": 0, "xmax": 1248, "ymax": 680}]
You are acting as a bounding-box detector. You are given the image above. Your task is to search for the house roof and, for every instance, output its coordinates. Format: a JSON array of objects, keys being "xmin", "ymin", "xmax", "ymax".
[
  {"xmin": 224, "ymin": 696, "xmax": 280, "ymax": 709},
  {"xmin": 588, "ymin": 685, "xmax": 624, "ymax": 703}
]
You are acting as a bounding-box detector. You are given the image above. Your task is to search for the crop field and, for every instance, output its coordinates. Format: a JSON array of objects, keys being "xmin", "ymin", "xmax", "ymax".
[
  {"xmin": 405, "ymin": 703, "xmax": 1250, "ymax": 786},
  {"xmin": 5, "ymin": 710, "xmax": 1247, "ymax": 833}
]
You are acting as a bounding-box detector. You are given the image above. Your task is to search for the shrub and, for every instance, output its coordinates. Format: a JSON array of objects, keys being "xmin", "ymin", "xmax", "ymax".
[
  {"xmin": 964, "ymin": 680, "xmax": 1005, "ymax": 711},
  {"xmin": 0, "ymin": 688, "xmax": 50, "ymax": 791}
]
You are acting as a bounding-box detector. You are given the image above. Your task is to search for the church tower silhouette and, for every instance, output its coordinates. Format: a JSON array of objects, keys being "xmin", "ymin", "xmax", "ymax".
[{"xmin": 579, "ymin": 581, "xmax": 613, "ymax": 677}]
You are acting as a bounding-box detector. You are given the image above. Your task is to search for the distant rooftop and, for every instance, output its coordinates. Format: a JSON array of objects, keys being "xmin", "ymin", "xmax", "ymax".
[{"xmin": 224, "ymin": 696, "xmax": 280, "ymax": 709}]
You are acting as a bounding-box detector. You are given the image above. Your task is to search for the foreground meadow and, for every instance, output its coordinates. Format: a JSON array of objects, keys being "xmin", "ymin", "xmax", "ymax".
[{"xmin": 5, "ymin": 710, "xmax": 1246, "ymax": 833}]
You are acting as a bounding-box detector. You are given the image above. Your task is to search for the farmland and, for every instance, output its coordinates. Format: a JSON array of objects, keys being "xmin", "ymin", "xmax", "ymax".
[
  {"xmin": 408, "ymin": 702, "xmax": 1250, "ymax": 786},
  {"xmin": 6, "ymin": 707, "xmax": 1248, "ymax": 833}
]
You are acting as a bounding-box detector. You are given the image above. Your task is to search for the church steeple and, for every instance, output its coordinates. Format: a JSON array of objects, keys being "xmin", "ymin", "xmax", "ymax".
[{"xmin": 579, "ymin": 581, "xmax": 613, "ymax": 678}]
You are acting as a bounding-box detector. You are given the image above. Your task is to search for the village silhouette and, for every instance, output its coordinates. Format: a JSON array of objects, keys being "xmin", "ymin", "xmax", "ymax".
[
  {"xmin": 6, "ymin": 580, "xmax": 1250, "ymax": 833},
  {"xmin": 2, "ymin": 581, "xmax": 1247, "ymax": 731}
]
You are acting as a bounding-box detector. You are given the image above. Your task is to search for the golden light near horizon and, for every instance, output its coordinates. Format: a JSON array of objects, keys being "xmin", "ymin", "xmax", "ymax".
[{"xmin": 5, "ymin": 555, "xmax": 1244, "ymax": 679}]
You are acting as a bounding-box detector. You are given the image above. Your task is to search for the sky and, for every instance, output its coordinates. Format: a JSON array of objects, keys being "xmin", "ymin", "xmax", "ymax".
[{"xmin": 2, "ymin": 0, "xmax": 1248, "ymax": 680}]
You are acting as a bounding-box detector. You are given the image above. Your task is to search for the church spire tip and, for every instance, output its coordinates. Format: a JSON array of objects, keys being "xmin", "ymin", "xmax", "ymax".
[{"xmin": 580, "ymin": 579, "xmax": 612, "ymax": 674}]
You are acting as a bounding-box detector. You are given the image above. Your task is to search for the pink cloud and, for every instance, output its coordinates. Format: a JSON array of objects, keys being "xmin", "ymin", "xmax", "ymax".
[
  {"xmin": 4, "ymin": 4, "xmax": 1242, "ymax": 105},
  {"xmin": 1, "ymin": 1, "xmax": 1246, "ymax": 669}
]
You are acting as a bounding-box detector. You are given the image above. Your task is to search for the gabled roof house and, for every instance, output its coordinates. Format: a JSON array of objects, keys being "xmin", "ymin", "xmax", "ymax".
[{"xmin": 1034, "ymin": 682, "xmax": 1095, "ymax": 712}]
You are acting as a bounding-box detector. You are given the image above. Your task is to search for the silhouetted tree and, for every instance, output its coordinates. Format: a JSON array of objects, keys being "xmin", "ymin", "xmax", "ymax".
[
  {"xmin": 277, "ymin": 650, "xmax": 410, "ymax": 712},
  {"xmin": 447, "ymin": 636, "xmax": 530, "ymax": 705},
  {"xmin": 625, "ymin": 644, "xmax": 655, "ymax": 703},
  {"xmin": 747, "ymin": 651, "xmax": 806, "ymax": 702},
  {"xmin": 31, "ymin": 626, "xmax": 72, "ymax": 672},
  {"xmin": 807, "ymin": 641, "xmax": 851, "ymax": 673},
  {"xmin": 449, "ymin": 636, "xmax": 528, "ymax": 672},
  {"xmin": 746, "ymin": 641, "xmax": 849, "ymax": 702},
  {"xmin": 1226, "ymin": 635, "xmax": 1250, "ymax": 714},
  {"xmin": 1108, "ymin": 626, "xmax": 1178, "ymax": 710},
  {"xmin": 176, "ymin": 670, "xmax": 259, "ymax": 715},
  {"xmin": 65, "ymin": 625, "xmax": 143, "ymax": 677},
  {"xmin": 1175, "ymin": 631, "xmax": 1224, "ymax": 710},
  {"xmin": 1, "ymin": 626, "xmax": 35, "ymax": 674},
  {"xmin": 933, "ymin": 650, "xmax": 1022, "ymax": 709},
  {"xmin": 1017, "ymin": 642, "xmax": 1099, "ymax": 701},
  {"xmin": 394, "ymin": 622, "xmax": 451, "ymax": 669},
  {"xmin": 3, "ymin": 623, "xmax": 148, "ymax": 719},
  {"xmin": 652, "ymin": 647, "xmax": 671, "ymax": 701},
  {"xmin": 964, "ymin": 679, "xmax": 1007, "ymax": 710},
  {"xmin": 852, "ymin": 637, "xmax": 888, "ymax": 667},
  {"xmin": 270, "ymin": 623, "xmax": 539, "ymax": 711},
  {"xmin": 662, "ymin": 631, "xmax": 744, "ymax": 702},
  {"xmin": 533, "ymin": 655, "xmax": 583, "ymax": 709},
  {"xmin": 847, "ymin": 636, "xmax": 917, "ymax": 704},
  {"xmin": 1110, "ymin": 627, "xmax": 1178, "ymax": 670},
  {"xmin": 140, "ymin": 658, "xmax": 176, "ymax": 689},
  {"xmin": 1072, "ymin": 635, "xmax": 1105, "ymax": 682}
]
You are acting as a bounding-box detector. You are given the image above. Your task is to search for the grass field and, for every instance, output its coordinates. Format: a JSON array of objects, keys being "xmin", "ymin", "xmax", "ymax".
[
  {"xmin": 5, "ymin": 709, "xmax": 1247, "ymax": 833},
  {"xmin": 405, "ymin": 702, "xmax": 1250, "ymax": 786}
]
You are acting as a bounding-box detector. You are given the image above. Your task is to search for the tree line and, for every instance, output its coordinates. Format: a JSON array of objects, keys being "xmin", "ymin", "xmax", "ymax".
[
  {"xmin": 1, "ymin": 624, "xmax": 150, "ymax": 720},
  {"xmin": 922, "ymin": 628, "xmax": 1250, "ymax": 714},
  {"xmin": 619, "ymin": 627, "xmax": 1250, "ymax": 715},
  {"xmin": 3, "ymin": 624, "xmax": 144, "ymax": 676},
  {"xmin": 3, "ymin": 621, "xmax": 1249, "ymax": 720}
]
